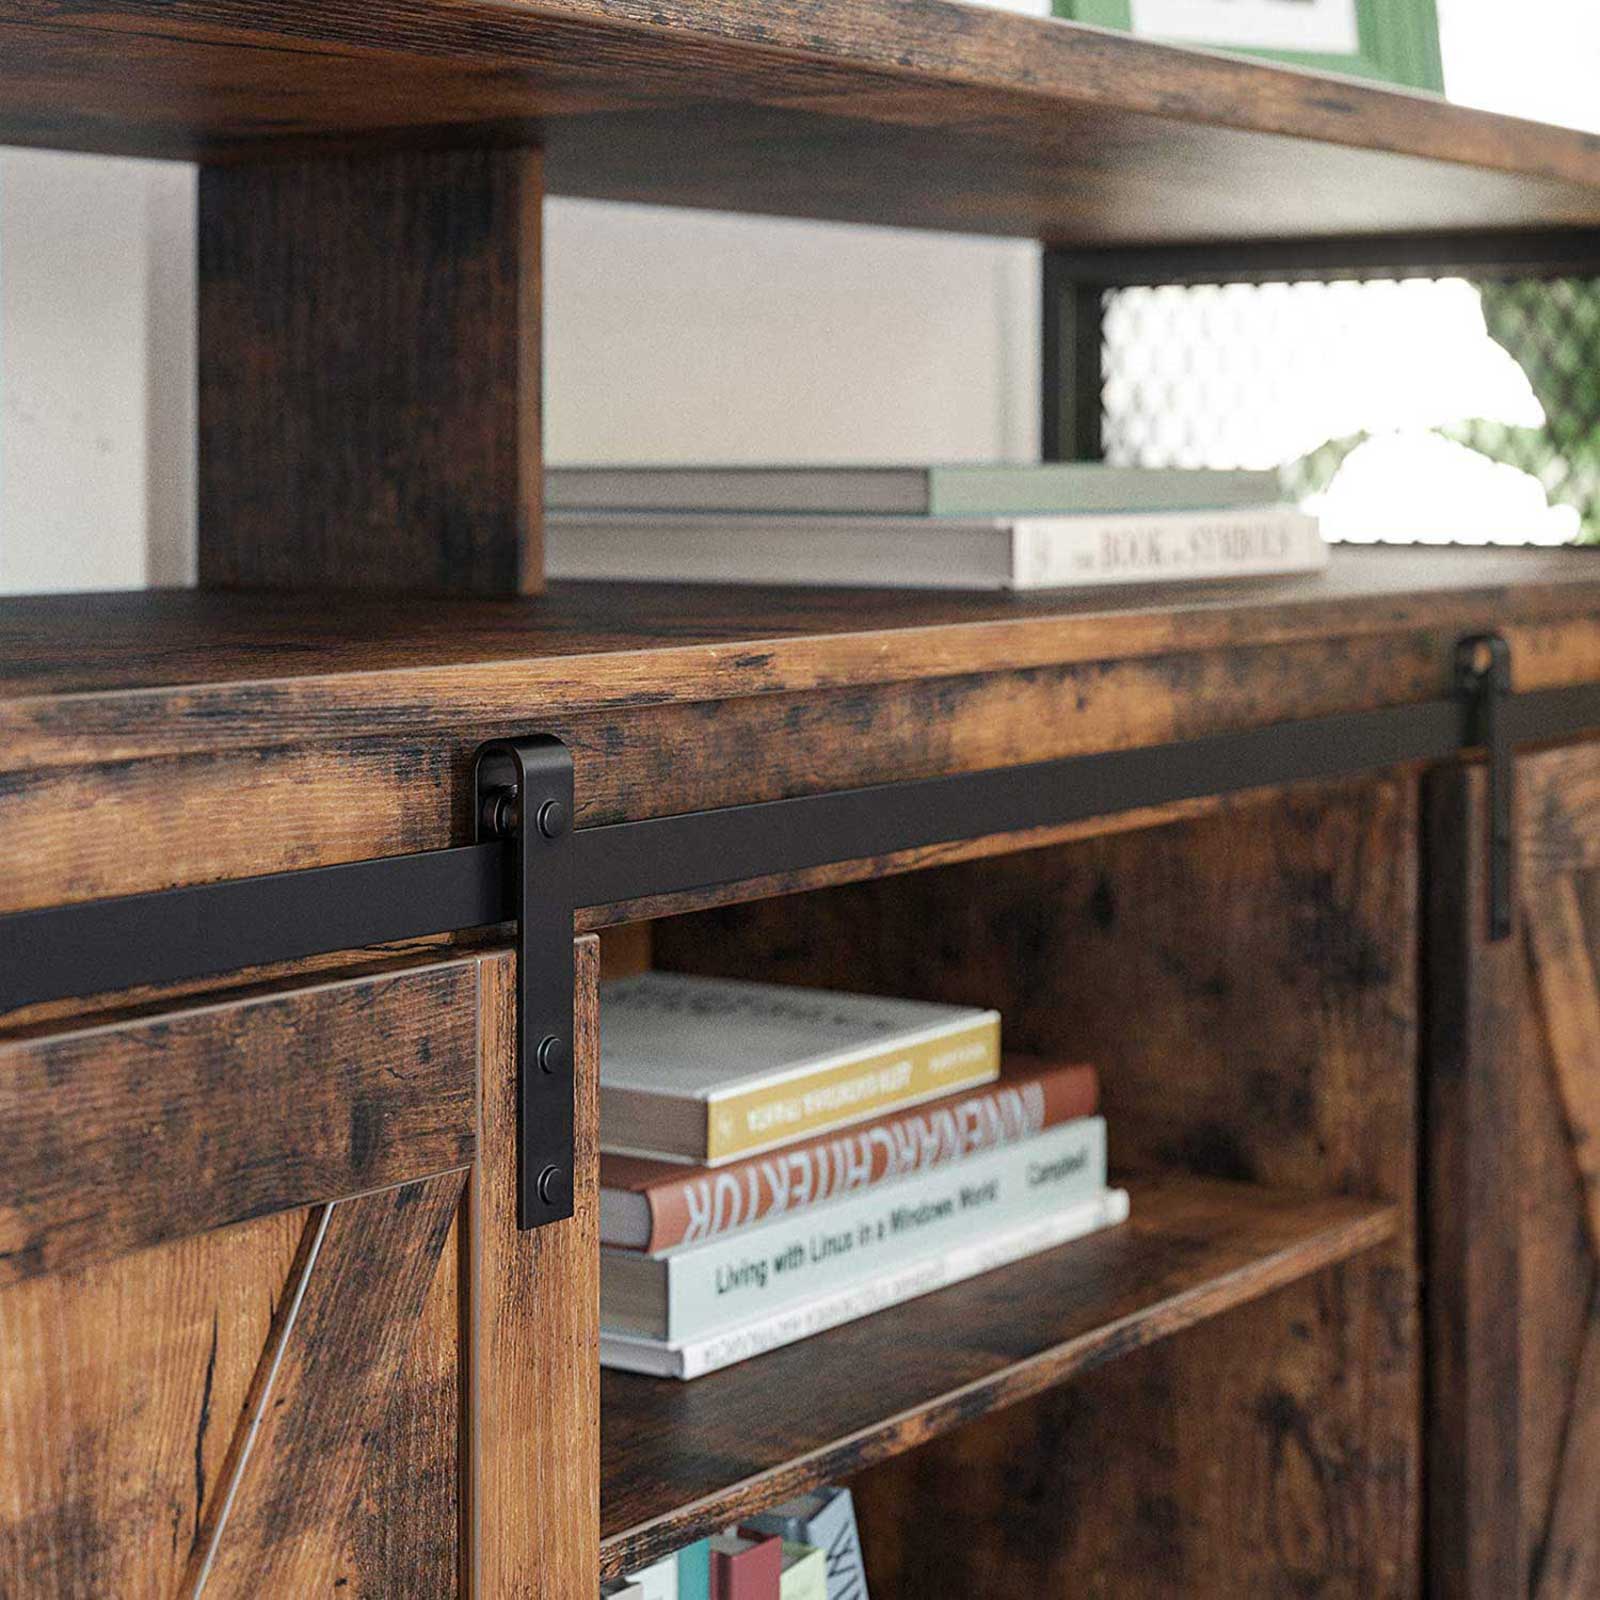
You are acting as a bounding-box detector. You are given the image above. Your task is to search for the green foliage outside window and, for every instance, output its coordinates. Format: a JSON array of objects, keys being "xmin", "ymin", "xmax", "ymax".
[{"xmin": 1284, "ymin": 281, "xmax": 1600, "ymax": 543}]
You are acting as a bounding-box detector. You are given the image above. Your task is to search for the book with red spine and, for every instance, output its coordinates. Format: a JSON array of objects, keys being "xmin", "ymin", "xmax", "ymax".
[
  {"xmin": 709, "ymin": 1532, "xmax": 782, "ymax": 1599},
  {"xmin": 599, "ymin": 1056, "xmax": 1097, "ymax": 1252}
]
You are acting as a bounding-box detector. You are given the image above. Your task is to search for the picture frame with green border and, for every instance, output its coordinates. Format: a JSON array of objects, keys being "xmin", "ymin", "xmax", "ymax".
[{"xmin": 1054, "ymin": 0, "xmax": 1444, "ymax": 93}]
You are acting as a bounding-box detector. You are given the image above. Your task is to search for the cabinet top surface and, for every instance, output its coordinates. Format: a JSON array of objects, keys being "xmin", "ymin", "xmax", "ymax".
[
  {"xmin": 6, "ymin": 1, "xmax": 1600, "ymax": 243},
  {"xmin": 5, "ymin": 548, "xmax": 1598, "ymax": 711}
]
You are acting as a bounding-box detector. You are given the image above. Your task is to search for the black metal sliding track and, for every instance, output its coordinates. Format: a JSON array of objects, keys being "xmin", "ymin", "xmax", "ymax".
[
  {"xmin": 0, "ymin": 842, "xmax": 507, "ymax": 1012},
  {"xmin": 6, "ymin": 669, "xmax": 1598, "ymax": 1021},
  {"xmin": 570, "ymin": 696, "xmax": 1466, "ymax": 910}
]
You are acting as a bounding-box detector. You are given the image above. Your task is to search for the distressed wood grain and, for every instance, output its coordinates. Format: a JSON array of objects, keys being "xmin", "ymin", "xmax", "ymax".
[
  {"xmin": 1524, "ymin": 872, "xmax": 1600, "ymax": 1256},
  {"xmin": 341, "ymin": 1211, "xmax": 465, "ymax": 1599},
  {"xmin": 0, "ymin": 1209, "xmax": 309, "ymax": 1599},
  {"xmin": 6, "ymin": 554, "xmax": 1600, "ymax": 768},
  {"xmin": 189, "ymin": 1171, "xmax": 467, "ymax": 1595},
  {"xmin": 199, "ymin": 149, "xmax": 543, "ymax": 597},
  {"xmin": 5, "ymin": 557, "xmax": 1600, "ymax": 931},
  {"xmin": 472, "ymin": 939, "xmax": 601, "ymax": 1596},
  {"xmin": 2, "ymin": 0, "xmax": 1600, "ymax": 248},
  {"xmin": 599, "ymin": 1177, "xmax": 1395, "ymax": 1578},
  {"xmin": 0, "ymin": 962, "xmax": 479, "ymax": 1284},
  {"xmin": 1517, "ymin": 771, "xmax": 1600, "ymax": 1600},
  {"xmin": 1427, "ymin": 743, "xmax": 1600, "ymax": 1597},
  {"xmin": 658, "ymin": 776, "xmax": 1420, "ymax": 1595},
  {"xmin": 1426, "ymin": 766, "xmax": 1526, "ymax": 1600}
]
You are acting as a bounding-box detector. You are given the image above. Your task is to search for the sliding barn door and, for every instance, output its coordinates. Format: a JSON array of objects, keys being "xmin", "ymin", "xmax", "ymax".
[
  {"xmin": 0, "ymin": 941, "xmax": 598, "ymax": 1597},
  {"xmin": 1429, "ymin": 750, "xmax": 1600, "ymax": 1599}
]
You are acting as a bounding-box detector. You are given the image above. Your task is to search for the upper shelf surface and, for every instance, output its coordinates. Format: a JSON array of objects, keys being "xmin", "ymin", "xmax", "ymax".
[
  {"xmin": 4, "ymin": 548, "xmax": 1600, "ymax": 760},
  {"xmin": 5, "ymin": 1, "xmax": 1600, "ymax": 243}
]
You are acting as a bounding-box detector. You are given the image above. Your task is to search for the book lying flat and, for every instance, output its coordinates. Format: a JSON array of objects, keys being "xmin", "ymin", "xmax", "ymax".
[
  {"xmin": 602, "ymin": 1116, "xmax": 1106, "ymax": 1341},
  {"xmin": 599, "ymin": 1188, "xmax": 1130, "ymax": 1379},
  {"xmin": 547, "ymin": 505, "xmax": 1325, "ymax": 590},
  {"xmin": 547, "ymin": 464, "xmax": 1280, "ymax": 517},
  {"xmin": 599, "ymin": 972, "xmax": 1000, "ymax": 1166},
  {"xmin": 600, "ymin": 1056, "xmax": 1099, "ymax": 1251}
]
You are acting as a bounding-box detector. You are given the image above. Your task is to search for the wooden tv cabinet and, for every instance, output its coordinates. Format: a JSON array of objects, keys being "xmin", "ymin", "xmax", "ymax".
[{"xmin": 3, "ymin": 5, "xmax": 1600, "ymax": 1596}]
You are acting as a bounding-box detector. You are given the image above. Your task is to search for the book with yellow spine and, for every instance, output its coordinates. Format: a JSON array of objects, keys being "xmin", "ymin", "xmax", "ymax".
[{"xmin": 599, "ymin": 973, "xmax": 1001, "ymax": 1165}]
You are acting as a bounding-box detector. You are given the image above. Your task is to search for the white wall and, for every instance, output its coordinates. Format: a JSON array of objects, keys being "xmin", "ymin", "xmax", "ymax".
[
  {"xmin": 545, "ymin": 201, "xmax": 1038, "ymax": 469},
  {"xmin": 0, "ymin": 158, "xmax": 1037, "ymax": 594},
  {"xmin": 0, "ymin": 151, "xmax": 194, "ymax": 592}
]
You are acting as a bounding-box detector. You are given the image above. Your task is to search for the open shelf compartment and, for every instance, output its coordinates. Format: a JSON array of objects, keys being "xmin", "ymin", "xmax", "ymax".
[{"xmin": 599, "ymin": 1174, "xmax": 1395, "ymax": 1576}]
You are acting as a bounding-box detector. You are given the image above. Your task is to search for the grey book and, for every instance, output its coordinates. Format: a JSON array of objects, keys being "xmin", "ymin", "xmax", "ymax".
[
  {"xmin": 547, "ymin": 464, "xmax": 1280, "ymax": 516},
  {"xmin": 546, "ymin": 504, "xmax": 1324, "ymax": 591},
  {"xmin": 742, "ymin": 1487, "xmax": 870, "ymax": 1600}
]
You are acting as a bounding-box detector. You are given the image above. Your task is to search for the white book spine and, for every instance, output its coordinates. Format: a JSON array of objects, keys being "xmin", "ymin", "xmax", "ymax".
[
  {"xmin": 549, "ymin": 505, "xmax": 1323, "ymax": 590},
  {"xmin": 629, "ymin": 1117, "xmax": 1105, "ymax": 1342},
  {"xmin": 1012, "ymin": 505, "xmax": 1326, "ymax": 588},
  {"xmin": 621, "ymin": 1555, "xmax": 678, "ymax": 1600},
  {"xmin": 600, "ymin": 1187, "xmax": 1131, "ymax": 1379}
]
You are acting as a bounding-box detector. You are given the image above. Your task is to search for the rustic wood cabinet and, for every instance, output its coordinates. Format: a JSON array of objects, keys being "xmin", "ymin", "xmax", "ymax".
[
  {"xmin": 5, "ymin": 563, "xmax": 1600, "ymax": 1596},
  {"xmin": 4, "ymin": 1, "xmax": 1600, "ymax": 1594}
]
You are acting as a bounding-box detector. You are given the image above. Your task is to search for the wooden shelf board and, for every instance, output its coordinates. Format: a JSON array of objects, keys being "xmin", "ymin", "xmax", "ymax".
[
  {"xmin": 4, "ymin": 3, "xmax": 1600, "ymax": 243},
  {"xmin": 597, "ymin": 1173, "xmax": 1397, "ymax": 1577},
  {"xmin": 4, "ymin": 549, "xmax": 1596, "ymax": 927},
  {"xmin": 5, "ymin": 549, "xmax": 1600, "ymax": 770}
]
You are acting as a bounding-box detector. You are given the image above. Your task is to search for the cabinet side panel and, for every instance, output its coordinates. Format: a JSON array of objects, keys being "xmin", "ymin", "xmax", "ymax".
[
  {"xmin": 1424, "ymin": 766, "xmax": 1525, "ymax": 1599},
  {"xmin": 471, "ymin": 939, "xmax": 601, "ymax": 1596}
]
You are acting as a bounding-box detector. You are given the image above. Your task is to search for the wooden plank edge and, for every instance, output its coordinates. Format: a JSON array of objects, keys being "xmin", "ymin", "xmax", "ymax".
[
  {"xmin": 597, "ymin": 1187, "xmax": 1398, "ymax": 1576},
  {"xmin": 8, "ymin": 580, "xmax": 1600, "ymax": 774}
]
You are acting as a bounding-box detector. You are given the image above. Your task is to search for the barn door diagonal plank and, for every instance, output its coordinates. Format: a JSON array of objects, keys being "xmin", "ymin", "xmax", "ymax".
[
  {"xmin": 1522, "ymin": 863, "xmax": 1600, "ymax": 1600},
  {"xmin": 1532, "ymin": 1287, "xmax": 1600, "ymax": 1600},
  {"xmin": 186, "ymin": 1170, "xmax": 468, "ymax": 1597}
]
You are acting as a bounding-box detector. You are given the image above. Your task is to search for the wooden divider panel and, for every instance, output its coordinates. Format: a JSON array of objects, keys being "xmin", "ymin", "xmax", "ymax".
[
  {"xmin": 473, "ymin": 941, "xmax": 602, "ymax": 1597},
  {"xmin": 199, "ymin": 148, "xmax": 543, "ymax": 596}
]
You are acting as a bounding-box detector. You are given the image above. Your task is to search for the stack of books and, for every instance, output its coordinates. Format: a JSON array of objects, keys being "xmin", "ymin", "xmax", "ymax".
[
  {"xmin": 598, "ymin": 972, "xmax": 1129, "ymax": 1379},
  {"xmin": 547, "ymin": 464, "xmax": 1326, "ymax": 590},
  {"xmin": 603, "ymin": 1486, "xmax": 869, "ymax": 1600}
]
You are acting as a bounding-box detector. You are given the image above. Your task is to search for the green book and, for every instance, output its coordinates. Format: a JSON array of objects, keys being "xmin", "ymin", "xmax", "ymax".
[
  {"xmin": 546, "ymin": 464, "xmax": 1281, "ymax": 517},
  {"xmin": 780, "ymin": 1542, "xmax": 826, "ymax": 1600},
  {"xmin": 676, "ymin": 1539, "xmax": 711, "ymax": 1600}
]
